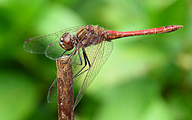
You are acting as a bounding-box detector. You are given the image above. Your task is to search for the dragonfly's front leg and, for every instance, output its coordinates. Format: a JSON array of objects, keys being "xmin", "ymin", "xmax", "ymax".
[{"xmin": 73, "ymin": 47, "xmax": 91, "ymax": 78}]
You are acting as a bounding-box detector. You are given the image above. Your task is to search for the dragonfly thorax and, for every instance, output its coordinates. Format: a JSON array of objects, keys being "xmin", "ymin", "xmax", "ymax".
[{"xmin": 59, "ymin": 32, "xmax": 74, "ymax": 51}]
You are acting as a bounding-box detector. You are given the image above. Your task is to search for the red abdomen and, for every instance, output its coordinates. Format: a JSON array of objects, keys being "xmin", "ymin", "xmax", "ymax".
[{"xmin": 106, "ymin": 25, "xmax": 183, "ymax": 40}]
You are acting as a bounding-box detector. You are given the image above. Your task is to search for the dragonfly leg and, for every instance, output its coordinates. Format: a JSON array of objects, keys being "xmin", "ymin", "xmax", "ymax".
[
  {"xmin": 73, "ymin": 48, "xmax": 91, "ymax": 78},
  {"xmin": 82, "ymin": 47, "xmax": 91, "ymax": 67},
  {"xmin": 69, "ymin": 44, "xmax": 77, "ymax": 57},
  {"xmin": 59, "ymin": 51, "xmax": 67, "ymax": 57},
  {"xmin": 72, "ymin": 47, "xmax": 83, "ymax": 66},
  {"xmin": 55, "ymin": 51, "xmax": 67, "ymax": 60}
]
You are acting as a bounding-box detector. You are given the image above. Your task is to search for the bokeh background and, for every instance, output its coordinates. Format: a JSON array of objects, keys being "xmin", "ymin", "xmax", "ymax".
[{"xmin": 0, "ymin": 0, "xmax": 191, "ymax": 120}]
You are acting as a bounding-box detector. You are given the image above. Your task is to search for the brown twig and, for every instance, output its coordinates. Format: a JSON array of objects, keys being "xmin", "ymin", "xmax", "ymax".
[{"xmin": 56, "ymin": 55, "xmax": 74, "ymax": 120}]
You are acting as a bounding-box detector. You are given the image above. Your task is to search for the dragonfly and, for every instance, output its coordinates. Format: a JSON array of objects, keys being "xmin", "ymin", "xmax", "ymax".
[{"xmin": 23, "ymin": 25, "xmax": 183, "ymax": 109}]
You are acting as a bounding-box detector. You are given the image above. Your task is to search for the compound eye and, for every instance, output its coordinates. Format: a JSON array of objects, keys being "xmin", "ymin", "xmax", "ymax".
[{"xmin": 59, "ymin": 33, "xmax": 74, "ymax": 51}]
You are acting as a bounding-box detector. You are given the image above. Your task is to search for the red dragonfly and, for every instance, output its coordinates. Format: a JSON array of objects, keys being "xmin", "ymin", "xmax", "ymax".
[{"xmin": 24, "ymin": 25, "xmax": 183, "ymax": 108}]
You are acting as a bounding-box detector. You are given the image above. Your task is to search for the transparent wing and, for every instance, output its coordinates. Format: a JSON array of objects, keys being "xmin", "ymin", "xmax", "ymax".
[
  {"xmin": 47, "ymin": 78, "xmax": 57, "ymax": 103},
  {"xmin": 45, "ymin": 41, "xmax": 76, "ymax": 60},
  {"xmin": 45, "ymin": 41, "xmax": 64, "ymax": 60},
  {"xmin": 73, "ymin": 40, "xmax": 113, "ymax": 109},
  {"xmin": 23, "ymin": 26, "xmax": 82, "ymax": 54}
]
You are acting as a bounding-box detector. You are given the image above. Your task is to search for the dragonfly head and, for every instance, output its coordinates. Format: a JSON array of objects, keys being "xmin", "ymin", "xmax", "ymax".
[{"xmin": 59, "ymin": 32, "xmax": 74, "ymax": 51}]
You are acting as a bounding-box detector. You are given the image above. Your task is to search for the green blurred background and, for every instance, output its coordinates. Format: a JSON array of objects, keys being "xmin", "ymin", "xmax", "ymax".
[{"xmin": 0, "ymin": 0, "xmax": 191, "ymax": 120}]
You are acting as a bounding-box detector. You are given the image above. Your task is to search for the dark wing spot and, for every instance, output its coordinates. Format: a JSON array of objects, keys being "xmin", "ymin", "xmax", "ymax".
[
  {"xmin": 48, "ymin": 42, "xmax": 54, "ymax": 47},
  {"xmin": 25, "ymin": 39, "xmax": 31, "ymax": 43}
]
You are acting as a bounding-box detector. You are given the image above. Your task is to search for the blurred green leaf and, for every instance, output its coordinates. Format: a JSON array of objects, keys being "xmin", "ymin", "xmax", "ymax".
[{"xmin": 0, "ymin": 71, "xmax": 37, "ymax": 120}]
